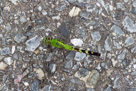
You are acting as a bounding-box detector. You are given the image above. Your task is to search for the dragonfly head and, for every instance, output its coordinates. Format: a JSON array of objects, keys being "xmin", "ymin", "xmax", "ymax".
[{"xmin": 43, "ymin": 37, "xmax": 51, "ymax": 45}]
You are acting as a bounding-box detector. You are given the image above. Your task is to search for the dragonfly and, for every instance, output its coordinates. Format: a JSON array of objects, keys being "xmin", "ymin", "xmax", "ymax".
[{"xmin": 43, "ymin": 37, "xmax": 101, "ymax": 56}]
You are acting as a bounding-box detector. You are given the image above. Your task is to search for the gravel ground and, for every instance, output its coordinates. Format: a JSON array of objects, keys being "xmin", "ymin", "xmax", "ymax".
[{"xmin": 0, "ymin": 0, "xmax": 136, "ymax": 91}]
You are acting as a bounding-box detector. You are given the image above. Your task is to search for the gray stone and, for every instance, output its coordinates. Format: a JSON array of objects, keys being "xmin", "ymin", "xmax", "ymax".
[
  {"xmin": 110, "ymin": 25, "xmax": 124, "ymax": 37},
  {"xmin": 30, "ymin": 79, "xmax": 39, "ymax": 91},
  {"xmin": 5, "ymin": 23, "xmax": 11, "ymax": 32},
  {"xmin": 0, "ymin": 34, "xmax": 3, "ymax": 38},
  {"xmin": 20, "ymin": 16, "xmax": 27, "ymax": 23},
  {"xmin": 125, "ymin": 36, "xmax": 134, "ymax": 47},
  {"xmin": 115, "ymin": 10, "xmax": 124, "ymax": 20},
  {"xmin": 42, "ymin": 10, "xmax": 47, "ymax": 15},
  {"xmin": 17, "ymin": 46, "xmax": 24, "ymax": 53},
  {"xmin": 105, "ymin": 85, "xmax": 112, "ymax": 91},
  {"xmin": 124, "ymin": 0, "xmax": 128, "ymax": 3},
  {"xmin": 58, "ymin": 23, "xmax": 70, "ymax": 38},
  {"xmin": 85, "ymin": 4, "xmax": 95, "ymax": 12},
  {"xmin": 0, "ymin": 55, "xmax": 4, "ymax": 60},
  {"xmin": 80, "ymin": 12, "xmax": 90, "ymax": 19},
  {"xmin": 131, "ymin": 71, "xmax": 136, "ymax": 75},
  {"xmin": 132, "ymin": 7, "xmax": 136, "ymax": 14},
  {"xmin": 91, "ymin": 31, "xmax": 101, "ymax": 41},
  {"xmin": 116, "ymin": 2, "xmax": 125, "ymax": 10},
  {"xmin": 35, "ymin": 17, "xmax": 47, "ymax": 25},
  {"xmin": 104, "ymin": 37, "xmax": 112, "ymax": 51},
  {"xmin": 113, "ymin": 41, "xmax": 121, "ymax": 49},
  {"xmin": 14, "ymin": 34, "xmax": 27, "ymax": 43},
  {"xmin": 74, "ymin": 52, "xmax": 86, "ymax": 61},
  {"xmin": 86, "ymin": 70, "xmax": 99, "ymax": 88},
  {"xmin": 86, "ymin": 88, "xmax": 95, "ymax": 91},
  {"xmin": 97, "ymin": 0, "xmax": 109, "ymax": 14},
  {"xmin": 49, "ymin": 64, "xmax": 56, "ymax": 73},
  {"xmin": 77, "ymin": 68, "xmax": 89, "ymax": 77},
  {"xmin": 113, "ymin": 76, "xmax": 120, "ymax": 88},
  {"xmin": 68, "ymin": 0, "xmax": 76, "ymax": 3},
  {"xmin": 122, "ymin": 16, "xmax": 136, "ymax": 33},
  {"xmin": 0, "ymin": 17, "xmax": 3, "ymax": 24},
  {"xmin": 66, "ymin": 51, "xmax": 75, "ymax": 60},
  {"xmin": 46, "ymin": 53, "xmax": 53, "ymax": 62},
  {"xmin": 117, "ymin": 49, "xmax": 127, "ymax": 60},
  {"xmin": 133, "ymin": 0, "xmax": 136, "ymax": 7},
  {"xmin": 126, "ymin": 88, "xmax": 136, "ymax": 91},
  {"xmin": 34, "ymin": 6, "xmax": 42, "ymax": 12},
  {"xmin": 13, "ymin": 53, "xmax": 18, "ymax": 59},
  {"xmin": 131, "ymin": 47, "xmax": 136, "ymax": 53},
  {"xmin": 84, "ymin": 56, "xmax": 92, "ymax": 67},
  {"xmin": 101, "ymin": 63, "xmax": 108, "ymax": 69},
  {"xmin": 25, "ymin": 36, "xmax": 40, "ymax": 52},
  {"xmin": 64, "ymin": 60, "xmax": 73, "ymax": 69},
  {"xmin": 72, "ymin": 64, "xmax": 79, "ymax": 71},
  {"xmin": 1, "ymin": 47, "xmax": 10, "ymax": 55},
  {"xmin": 56, "ymin": 5, "xmax": 67, "ymax": 11},
  {"xmin": 41, "ymin": 85, "xmax": 51, "ymax": 91}
]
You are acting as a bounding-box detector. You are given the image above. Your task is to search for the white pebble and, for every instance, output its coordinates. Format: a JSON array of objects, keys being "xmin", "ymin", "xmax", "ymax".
[
  {"xmin": 34, "ymin": 68, "xmax": 45, "ymax": 80},
  {"xmin": 133, "ymin": 64, "xmax": 136, "ymax": 69},
  {"xmin": 69, "ymin": 7, "xmax": 81, "ymax": 17},
  {"xmin": 0, "ymin": 62, "xmax": 8, "ymax": 70},
  {"xmin": 23, "ymin": 82, "xmax": 29, "ymax": 86},
  {"xmin": 71, "ymin": 38, "xmax": 83, "ymax": 47},
  {"xmin": 4, "ymin": 57, "xmax": 13, "ymax": 65},
  {"xmin": 12, "ymin": 46, "xmax": 16, "ymax": 54}
]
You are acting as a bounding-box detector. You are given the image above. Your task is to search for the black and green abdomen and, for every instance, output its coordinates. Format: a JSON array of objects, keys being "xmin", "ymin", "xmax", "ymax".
[{"xmin": 73, "ymin": 47, "xmax": 101, "ymax": 56}]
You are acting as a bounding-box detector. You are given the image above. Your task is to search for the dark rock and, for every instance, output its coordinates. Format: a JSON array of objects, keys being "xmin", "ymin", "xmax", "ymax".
[
  {"xmin": 30, "ymin": 79, "xmax": 39, "ymax": 91},
  {"xmin": 58, "ymin": 23, "xmax": 70, "ymax": 38}
]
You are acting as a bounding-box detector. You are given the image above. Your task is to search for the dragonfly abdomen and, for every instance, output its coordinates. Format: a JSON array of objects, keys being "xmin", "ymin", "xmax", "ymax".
[{"xmin": 73, "ymin": 48, "xmax": 100, "ymax": 56}]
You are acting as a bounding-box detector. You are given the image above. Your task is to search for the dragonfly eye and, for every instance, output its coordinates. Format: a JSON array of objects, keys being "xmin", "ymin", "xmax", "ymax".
[{"xmin": 46, "ymin": 37, "xmax": 51, "ymax": 40}]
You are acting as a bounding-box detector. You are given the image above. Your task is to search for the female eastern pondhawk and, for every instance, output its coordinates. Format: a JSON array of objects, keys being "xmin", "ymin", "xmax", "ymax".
[{"xmin": 43, "ymin": 37, "xmax": 100, "ymax": 56}]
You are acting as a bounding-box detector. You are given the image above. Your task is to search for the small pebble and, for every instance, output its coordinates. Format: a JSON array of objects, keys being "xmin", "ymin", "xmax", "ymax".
[
  {"xmin": 69, "ymin": 7, "xmax": 81, "ymax": 17},
  {"xmin": 0, "ymin": 17, "xmax": 3, "ymax": 24},
  {"xmin": 46, "ymin": 53, "xmax": 53, "ymax": 62},
  {"xmin": 9, "ymin": 0, "xmax": 19, "ymax": 5},
  {"xmin": 58, "ymin": 23, "xmax": 70, "ymax": 38},
  {"xmin": 125, "ymin": 36, "xmax": 134, "ymax": 47},
  {"xmin": 35, "ymin": 17, "xmax": 47, "ymax": 25},
  {"xmin": 25, "ymin": 36, "xmax": 40, "ymax": 52},
  {"xmin": 122, "ymin": 16, "xmax": 136, "ymax": 33},
  {"xmin": 0, "ymin": 62, "xmax": 8, "ymax": 70},
  {"xmin": 104, "ymin": 37, "xmax": 112, "ymax": 51},
  {"xmin": 91, "ymin": 31, "xmax": 101, "ymax": 41},
  {"xmin": 110, "ymin": 25, "xmax": 124, "ymax": 37},
  {"xmin": 34, "ymin": 68, "xmax": 45, "ymax": 80},
  {"xmin": 117, "ymin": 49, "xmax": 127, "ymax": 60},
  {"xmin": 71, "ymin": 38, "xmax": 83, "ymax": 47},
  {"xmin": 1, "ymin": 47, "xmax": 10, "ymax": 55},
  {"xmin": 4, "ymin": 57, "xmax": 13, "ymax": 65},
  {"xmin": 14, "ymin": 34, "xmax": 26, "ymax": 43},
  {"xmin": 77, "ymin": 68, "xmax": 89, "ymax": 77},
  {"xmin": 20, "ymin": 16, "xmax": 27, "ymax": 23},
  {"xmin": 42, "ymin": 10, "xmax": 47, "ymax": 15},
  {"xmin": 86, "ymin": 70, "xmax": 99, "ymax": 88},
  {"xmin": 49, "ymin": 64, "xmax": 56, "ymax": 73},
  {"xmin": 30, "ymin": 79, "xmax": 39, "ymax": 91},
  {"xmin": 74, "ymin": 52, "xmax": 86, "ymax": 61},
  {"xmin": 23, "ymin": 82, "xmax": 29, "ymax": 87},
  {"xmin": 64, "ymin": 60, "xmax": 73, "ymax": 69},
  {"xmin": 12, "ymin": 46, "xmax": 16, "ymax": 54}
]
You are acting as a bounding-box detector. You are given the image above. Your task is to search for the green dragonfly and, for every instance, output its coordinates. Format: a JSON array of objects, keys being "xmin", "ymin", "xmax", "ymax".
[{"xmin": 43, "ymin": 37, "xmax": 100, "ymax": 56}]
